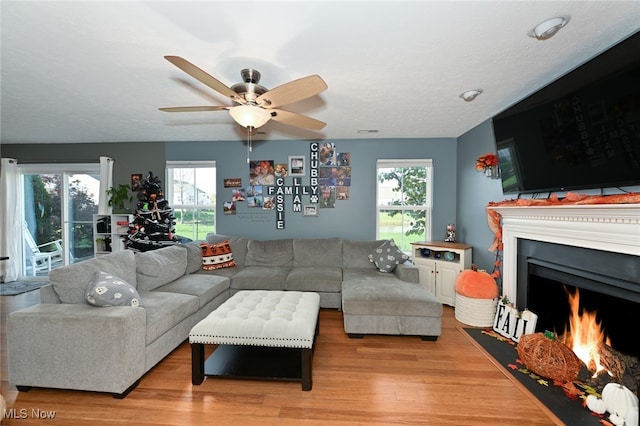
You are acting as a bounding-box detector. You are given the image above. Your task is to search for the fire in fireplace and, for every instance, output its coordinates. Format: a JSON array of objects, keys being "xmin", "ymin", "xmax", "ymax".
[{"xmin": 563, "ymin": 287, "xmax": 612, "ymax": 377}]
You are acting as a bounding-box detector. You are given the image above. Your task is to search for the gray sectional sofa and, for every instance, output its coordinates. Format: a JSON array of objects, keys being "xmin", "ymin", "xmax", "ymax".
[{"xmin": 8, "ymin": 234, "xmax": 442, "ymax": 397}]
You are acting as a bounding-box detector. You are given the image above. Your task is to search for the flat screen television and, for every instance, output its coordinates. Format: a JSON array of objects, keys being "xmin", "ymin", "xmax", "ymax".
[{"xmin": 492, "ymin": 30, "xmax": 640, "ymax": 194}]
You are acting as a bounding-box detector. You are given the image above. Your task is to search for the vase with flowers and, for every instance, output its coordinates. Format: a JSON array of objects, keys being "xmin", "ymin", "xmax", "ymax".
[{"xmin": 476, "ymin": 153, "xmax": 500, "ymax": 178}]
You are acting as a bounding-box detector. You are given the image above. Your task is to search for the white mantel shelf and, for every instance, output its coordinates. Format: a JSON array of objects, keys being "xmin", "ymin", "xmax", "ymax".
[{"xmin": 489, "ymin": 204, "xmax": 640, "ymax": 305}]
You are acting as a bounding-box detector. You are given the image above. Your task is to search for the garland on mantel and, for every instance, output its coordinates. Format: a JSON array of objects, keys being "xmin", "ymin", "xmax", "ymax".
[{"xmin": 485, "ymin": 192, "xmax": 640, "ymax": 292}]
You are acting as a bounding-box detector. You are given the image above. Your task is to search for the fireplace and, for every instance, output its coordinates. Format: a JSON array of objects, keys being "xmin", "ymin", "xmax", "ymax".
[
  {"xmin": 518, "ymin": 239, "xmax": 640, "ymax": 360},
  {"xmin": 490, "ymin": 203, "xmax": 640, "ymax": 382}
]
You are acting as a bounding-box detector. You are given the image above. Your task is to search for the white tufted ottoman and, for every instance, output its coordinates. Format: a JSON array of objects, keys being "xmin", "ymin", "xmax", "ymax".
[{"xmin": 189, "ymin": 290, "xmax": 320, "ymax": 390}]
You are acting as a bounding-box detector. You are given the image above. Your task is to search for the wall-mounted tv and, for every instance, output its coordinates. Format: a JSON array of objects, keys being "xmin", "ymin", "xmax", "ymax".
[{"xmin": 492, "ymin": 30, "xmax": 640, "ymax": 194}]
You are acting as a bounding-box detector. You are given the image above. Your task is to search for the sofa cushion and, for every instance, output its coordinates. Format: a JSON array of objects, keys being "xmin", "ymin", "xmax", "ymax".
[
  {"xmin": 230, "ymin": 266, "xmax": 291, "ymax": 290},
  {"xmin": 179, "ymin": 241, "xmax": 206, "ymax": 274},
  {"xmin": 245, "ymin": 239, "xmax": 293, "ymax": 267},
  {"xmin": 154, "ymin": 274, "xmax": 230, "ymax": 309},
  {"xmin": 200, "ymin": 241, "xmax": 236, "ymax": 270},
  {"xmin": 342, "ymin": 272, "xmax": 442, "ymax": 317},
  {"xmin": 196, "ymin": 265, "xmax": 242, "ymax": 279},
  {"xmin": 285, "ymin": 267, "xmax": 342, "ymax": 292},
  {"xmin": 49, "ymin": 250, "xmax": 137, "ymax": 304},
  {"xmin": 86, "ymin": 271, "xmax": 143, "ymax": 307},
  {"xmin": 138, "ymin": 291, "xmax": 199, "ymax": 345},
  {"xmin": 293, "ymin": 238, "xmax": 342, "ymax": 267},
  {"xmin": 135, "ymin": 246, "xmax": 187, "ymax": 292},
  {"xmin": 342, "ymin": 239, "xmax": 387, "ymax": 269},
  {"xmin": 368, "ymin": 240, "xmax": 409, "ymax": 272},
  {"xmin": 206, "ymin": 234, "xmax": 249, "ymax": 266}
]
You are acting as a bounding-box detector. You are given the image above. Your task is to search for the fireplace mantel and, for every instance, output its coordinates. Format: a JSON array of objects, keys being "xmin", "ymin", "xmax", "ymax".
[{"xmin": 489, "ymin": 204, "xmax": 640, "ymax": 305}]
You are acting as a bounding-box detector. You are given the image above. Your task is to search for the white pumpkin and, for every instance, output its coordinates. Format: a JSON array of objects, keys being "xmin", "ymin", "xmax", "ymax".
[
  {"xmin": 625, "ymin": 406, "xmax": 639, "ymax": 426},
  {"xmin": 602, "ymin": 383, "xmax": 639, "ymax": 418},
  {"xmin": 609, "ymin": 413, "xmax": 625, "ymax": 426},
  {"xmin": 586, "ymin": 395, "xmax": 607, "ymax": 414}
]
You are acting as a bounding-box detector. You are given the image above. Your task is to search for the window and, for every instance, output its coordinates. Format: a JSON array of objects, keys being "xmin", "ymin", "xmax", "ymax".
[
  {"xmin": 376, "ymin": 159, "xmax": 433, "ymax": 252},
  {"xmin": 19, "ymin": 163, "xmax": 100, "ymax": 276},
  {"xmin": 166, "ymin": 161, "xmax": 216, "ymax": 241},
  {"xmin": 496, "ymin": 139, "xmax": 523, "ymax": 193}
]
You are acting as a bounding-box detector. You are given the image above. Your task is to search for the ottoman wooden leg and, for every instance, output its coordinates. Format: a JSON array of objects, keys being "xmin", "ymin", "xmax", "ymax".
[
  {"xmin": 191, "ymin": 343, "xmax": 205, "ymax": 385},
  {"xmin": 301, "ymin": 348, "xmax": 312, "ymax": 391}
]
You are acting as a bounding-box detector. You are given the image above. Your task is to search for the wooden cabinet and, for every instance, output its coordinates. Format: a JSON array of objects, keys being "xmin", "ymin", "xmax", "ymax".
[
  {"xmin": 411, "ymin": 241, "xmax": 472, "ymax": 306},
  {"xmin": 93, "ymin": 214, "xmax": 132, "ymax": 257}
]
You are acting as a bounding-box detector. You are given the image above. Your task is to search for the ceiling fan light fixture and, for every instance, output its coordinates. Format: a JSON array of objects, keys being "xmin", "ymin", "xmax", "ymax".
[
  {"xmin": 459, "ymin": 89, "xmax": 483, "ymax": 102},
  {"xmin": 229, "ymin": 104, "xmax": 271, "ymax": 128},
  {"xmin": 528, "ymin": 16, "xmax": 569, "ymax": 40}
]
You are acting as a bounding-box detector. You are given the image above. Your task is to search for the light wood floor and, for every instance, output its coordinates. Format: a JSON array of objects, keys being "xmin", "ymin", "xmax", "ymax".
[{"xmin": 1, "ymin": 291, "xmax": 555, "ymax": 425}]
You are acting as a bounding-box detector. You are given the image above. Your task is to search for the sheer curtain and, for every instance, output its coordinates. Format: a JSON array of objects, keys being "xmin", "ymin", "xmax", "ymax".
[
  {"xmin": 0, "ymin": 158, "xmax": 20, "ymax": 283},
  {"xmin": 98, "ymin": 156, "xmax": 114, "ymax": 214}
]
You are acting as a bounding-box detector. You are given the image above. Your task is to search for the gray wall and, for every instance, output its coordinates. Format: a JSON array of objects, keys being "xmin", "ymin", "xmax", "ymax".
[
  {"xmin": 6, "ymin": 127, "xmax": 635, "ymax": 272},
  {"xmin": 2, "ymin": 137, "xmax": 459, "ymax": 242},
  {"xmin": 0, "ymin": 142, "xmax": 166, "ymax": 194},
  {"xmin": 166, "ymin": 138, "xmax": 458, "ymax": 241},
  {"xmin": 456, "ymin": 120, "xmax": 504, "ymax": 273}
]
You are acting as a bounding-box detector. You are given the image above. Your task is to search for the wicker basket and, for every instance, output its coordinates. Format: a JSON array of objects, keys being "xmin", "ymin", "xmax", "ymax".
[{"xmin": 454, "ymin": 293, "xmax": 498, "ymax": 327}]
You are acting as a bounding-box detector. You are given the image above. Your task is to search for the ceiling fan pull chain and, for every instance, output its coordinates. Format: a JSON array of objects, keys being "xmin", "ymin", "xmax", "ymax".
[{"xmin": 247, "ymin": 126, "xmax": 252, "ymax": 163}]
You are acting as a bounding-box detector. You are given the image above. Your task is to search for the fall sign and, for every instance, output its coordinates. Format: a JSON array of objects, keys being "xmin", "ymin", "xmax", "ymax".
[{"xmin": 493, "ymin": 298, "xmax": 538, "ymax": 342}]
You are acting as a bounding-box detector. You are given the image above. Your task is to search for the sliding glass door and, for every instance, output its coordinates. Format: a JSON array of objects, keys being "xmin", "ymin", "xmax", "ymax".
[{"xmin": 20, "ymin": 164, "xmax": 100, "ymax": 277}]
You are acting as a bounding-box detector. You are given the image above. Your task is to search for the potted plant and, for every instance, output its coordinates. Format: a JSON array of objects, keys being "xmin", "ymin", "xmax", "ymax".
[{"xmin": 107, "ymin": 184, "xmax": 133, "ymax": 213}]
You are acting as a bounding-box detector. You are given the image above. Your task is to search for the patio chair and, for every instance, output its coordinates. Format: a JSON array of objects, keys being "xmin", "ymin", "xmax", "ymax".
[{"xmin": 23, "ymin": 222, "xmax": 63, "ymax": 276}]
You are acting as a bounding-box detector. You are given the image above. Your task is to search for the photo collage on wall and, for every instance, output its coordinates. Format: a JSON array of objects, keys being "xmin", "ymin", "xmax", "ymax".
[
  {"xmin": 317, "ymin": 142, "xmax": 351, "ymax": 208},
  {"xmin": 221, "ymin": 142, "xmax": 351, "ymax": 227}
]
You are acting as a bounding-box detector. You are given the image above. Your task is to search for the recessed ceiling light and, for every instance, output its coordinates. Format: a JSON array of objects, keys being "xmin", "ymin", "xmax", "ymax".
[
  {"xmin": 528, "ymin": 16, "xmax": 569, "ymax": 40},
  {"xmin": 357, "ymin": 129, "xmax": 379, "ymax": 133},
  {"xmin": 459, "ymin": 89, "xmax": 483, "ymax": 102}
]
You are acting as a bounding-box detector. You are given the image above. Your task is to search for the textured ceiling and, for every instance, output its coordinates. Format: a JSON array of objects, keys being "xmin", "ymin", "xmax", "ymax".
[{"xmin": 1, "ymin": 1, "xmax": 639, "ymax": 144}]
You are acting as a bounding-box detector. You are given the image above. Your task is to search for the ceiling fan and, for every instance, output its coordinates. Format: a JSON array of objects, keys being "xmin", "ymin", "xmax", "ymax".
[{"xmin": 159, "ymin": 56, "xmax": 328, "ymax": 131}]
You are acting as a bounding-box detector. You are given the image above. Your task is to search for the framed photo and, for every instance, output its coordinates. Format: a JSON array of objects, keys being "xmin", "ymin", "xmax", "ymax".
[
  {"xmin": 131, "ymin": 174, "xmax": 143, "ymax": 191},
  {"xmin": 288, "ymin": 156, "xmax": 306, "ymax": 177},
  {"xmin": 303, "ymin": 205, "xmax": 318, "ymax": 217},
  {"xmin": 224, "ymin": 178, "xmax": 242, "ymax": 188}
]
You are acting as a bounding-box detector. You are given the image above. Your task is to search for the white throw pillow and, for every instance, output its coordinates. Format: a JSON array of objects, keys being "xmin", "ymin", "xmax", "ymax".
[
  {"xmin": 86, "ymin": 271, "xmax": 143, "ymax": 307},
  {"xmin": 368, "ymin": 240, "xmax": 409, "ymax": 272}
]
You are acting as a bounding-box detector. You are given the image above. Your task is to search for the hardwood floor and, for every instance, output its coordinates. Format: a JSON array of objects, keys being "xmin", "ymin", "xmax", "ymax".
[{"xmin": 1, "ymin": 292, "xmax": 555, "ymax": 425}]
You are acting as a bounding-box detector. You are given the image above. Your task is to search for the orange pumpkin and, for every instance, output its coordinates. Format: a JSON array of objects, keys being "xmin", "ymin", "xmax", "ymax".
[{"xmin": 455, "ymin": 264, "xmax": 499, "ymax": 299}]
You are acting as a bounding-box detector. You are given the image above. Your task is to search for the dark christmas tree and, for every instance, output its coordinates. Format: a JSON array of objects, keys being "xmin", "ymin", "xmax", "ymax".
[{"xmin": 125, "ymin": 171, "xmax": 179, "ymax": 252}]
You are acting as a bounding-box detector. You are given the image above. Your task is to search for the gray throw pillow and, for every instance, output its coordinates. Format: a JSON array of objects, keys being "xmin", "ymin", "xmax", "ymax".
[
  {"xmin": 86, "ymin": 271, "xmax": 143, "ymax": 307},
  {"xmin": 368, "ymin": 240, "xmax": 409, "ymax": 272}
]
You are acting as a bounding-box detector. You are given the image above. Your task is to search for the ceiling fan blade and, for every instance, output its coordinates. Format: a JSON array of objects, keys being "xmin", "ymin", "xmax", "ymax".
[
  {"xmin": 257, "ymin": 75, "xmax": 327, "ymax": 109},
  {"xmin": 270, "ymin": 109, "xmax": 326, "ymax": 131},
  {"xmin": 159, "ymin": 106, "xmax": 228, "ymax": 112},
  {"xmin": 164, "ymin": 56, "xmax": 242, "ymax": 102}
]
